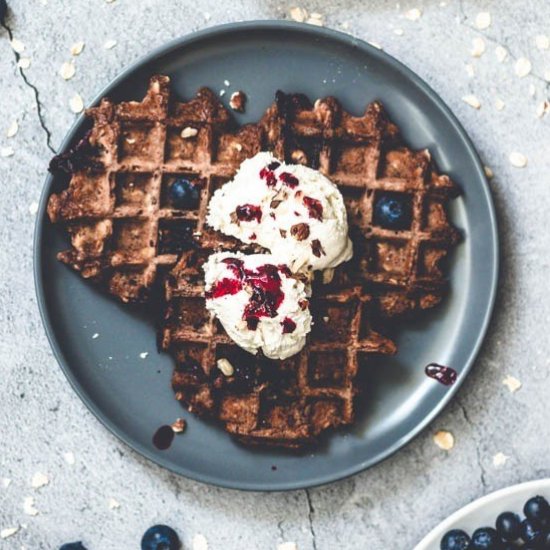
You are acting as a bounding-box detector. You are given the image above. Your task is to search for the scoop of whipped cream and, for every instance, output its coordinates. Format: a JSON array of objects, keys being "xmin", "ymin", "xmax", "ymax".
[
  {"xmin": 207, "ymin": 152, "xmax": 353, "ymax": 272},
  {"xmin": 203, "ymin": 251, "xmax": 312, "ymax": 360}
]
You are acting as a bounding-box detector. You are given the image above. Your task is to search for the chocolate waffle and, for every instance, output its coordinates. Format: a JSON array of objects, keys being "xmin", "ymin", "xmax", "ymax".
[
  {"xmin": 162, "ymin": 249, "xmax": 396, "ymax": 448},
  {"xmin": 47, "ymin": 75, "xmax": 262, "ymax": 302},
  {"xmin": 260, "ymin": 92, "xmax": 461, "ymax": 316}
]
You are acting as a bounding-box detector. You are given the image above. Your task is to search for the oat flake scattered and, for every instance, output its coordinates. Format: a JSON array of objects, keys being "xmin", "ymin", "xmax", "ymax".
[
  {"xmin": 405, "ymin": 8, "xmax": 422, "ymax": 21},
  {"xmin": 1, "ymin": 526, "xmax": 19, "ymax": 539},
  {"xmin": 108, "ymin": 498, "xmax": 120, "ymax": 510},
  {"xmin": 503, "ymin": 374, "xmax": 522, "ymax": 392},
  {"xmin": 6, "ymin": 121, "xmax": 18, "ymax": 138},
  {"xmin": 1, "ymin": 147, "xmax": 15, "ymax": 157},
  {"xmin": 289, "ymin": 7, "xmax": 308, "ymax": 23},
  {"xmin": 493, "ymin": 452, "xmax": 509, "ymax": 467},
  {"xmin": 181, "ymin": 127, "xmax": 198, "ymax": 139},
  {"xmin": 535, "ymin": 34, "xmax": 550, "ymax": 50},
  {"xmin": 278, "ymin": 544, "xmax": 298, "ymax": 550},
  {"xmin": 192, "ymin": 534, "xmax": 208, "ymax": 550},
  {"xmin": 515, "ymin": 57, "xmax": 532, "ymax": 78},
  {"xmin": 475, "ymin": 12, "xmax": 491, "ymax": 30},
  {"xmin": 223, "ymin": 79, "xmax": 230, "ymax": 87},
  {"xmin": 462, "ymin": 95, "xmax": 481, "ymax": 109},
  {"xmin": 495, "ymin": 98, "xmax": 505, "ymax": 111},
  {"xmin": 509, "ymin": 152, "xmax": 527, "ymax": 168},
  {"xmin": 69, "ymin": 94, "xmax": 84, "ymax": 114},
  {"xmin": 29, "ymin": 202, "xmax": 39, "ymax": 215},
  {"xmin": 104, "ymin": 39, "xmax": 117, "ymax": 50},
  {"xmin": 92, "ymin": 332, "xmax": 99, "ymax": 339},
  {"xmin": 484, "ymin": 166, "xmax": 494, "ymax": 179},
  {"xmin": 139, "ymin": 352, "xmax": 149, "ymax": 359},
  {"xmin": 63, "ymin": 452, "xmax": 75, "ymax": 465},
  {"xmin": 23, "ymin": 497, "xmax": 38, "ymax": 516},
  {"xmin": 471, "ymin": 37, "xmax": 486, "ymax": 57},
  {"xmin": 171, "ymin": 418, "xmax": 186, "ymax": 433},
  {"xmin": 306, "ymin": 12, "xmax": 324, "ymax": 26},
  {"xmin": 60, "ymin": 61, "xmax": 76, "ymax": 80},
  {"xmin": 71, "ymin": 41, "xmax": 85, "ymax": 56},
  {"xmin": 368, "ymin": 40, "xmax": 383, "ymax": 50},
  {"xmin": 217, "ymin": 358, "xmax": 234, "ymax": 376},
  {"xmin": 433, "ymin": 430, "xmax": 454, "ymax": 451},
  {"xmin": 18, "ymin": 58, "xmax": 31, "ymax": 70},
  {"xmin": 495, "ymin": 45, "xmax": 508, "ymax": 63},
  {"xmin": 31, "ymin": 472, "xmax": 49, "ymax": 489},
  {"xmin": 11, "ymin": 38, "xmax": 25, "ymax": 53},
  {"xmin": 219, "ymin": 89, "xmax": 226, "ymax": 97}
]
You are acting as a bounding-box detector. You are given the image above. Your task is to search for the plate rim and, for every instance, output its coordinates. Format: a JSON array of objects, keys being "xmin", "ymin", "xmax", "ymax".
[
  {"xmin": 414, "ymin": 478, "xmax": 550, "ymax": 549},
  {"xmin": 33, "ymin": 20, "xmax": 500, "ymax": 491}
]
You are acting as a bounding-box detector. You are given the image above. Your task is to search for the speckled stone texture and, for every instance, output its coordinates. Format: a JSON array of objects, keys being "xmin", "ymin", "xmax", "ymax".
[{"xmin": 0, "ymin": 1, "xmax": 549, "ymax": 549}]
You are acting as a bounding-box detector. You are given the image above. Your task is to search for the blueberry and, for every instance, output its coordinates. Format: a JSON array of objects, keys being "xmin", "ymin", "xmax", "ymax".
[
  {"xmin": 169, "ymin": 178, "xmax": 199, "ymax": 209},
  {"xmin": 440, "ymin": 529, "xmax": 471, "ymax": 550},
  {"xmin": 496, "ymin": 511, "xmax": 521, "ymax": 541},
  {"xmin": 521, "ymin": 518, "xmax": 543, "ymax": 544},
  {"xmin": 525, "ymin": 496, "xmax": 550, "ymax": 524},
  {"xmin": 60, "ymin": 544, "xmax": 87, "ymax": 550},
  {"xmin": 470, "ymin": 527, "xmax": 501, "ymax": 549},
  {"xmin": 141, "ymin": 524, "xmax": 180, "ymax": 550},
  {"xmin": 373, "ymin": 192, "xmax": 412, "ymax": 230},
  {"xmin": 0, "ymin": 0, "xmax": 7, "ymax": 24}
]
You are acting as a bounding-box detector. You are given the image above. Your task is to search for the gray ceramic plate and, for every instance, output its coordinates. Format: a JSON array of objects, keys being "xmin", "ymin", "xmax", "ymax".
[{"xmin": 34, "ymin": 21, "xmax": 498, "ymax": 491}]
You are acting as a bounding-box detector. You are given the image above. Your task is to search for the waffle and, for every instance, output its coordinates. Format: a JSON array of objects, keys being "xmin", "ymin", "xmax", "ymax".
[
  {"xmin": 162, "ymin": 249, "xmax": 396, "ymax": 448},
  {"xmin": 47, "ymin": 75, "xmax": 263, "ymax": 302},
  {"xmin": 260, "ymin": 91, "xmax": 461, "ymax": 316}
]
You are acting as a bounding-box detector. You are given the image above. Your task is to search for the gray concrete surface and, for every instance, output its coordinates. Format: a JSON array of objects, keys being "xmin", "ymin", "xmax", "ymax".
[{"xmin": 0, "ymin": 0, "xmax": 549, "ymax": 548}]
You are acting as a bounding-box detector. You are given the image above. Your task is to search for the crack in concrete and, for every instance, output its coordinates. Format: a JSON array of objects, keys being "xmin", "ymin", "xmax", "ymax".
[
  {"xmin": 305, "ymin": 489, "xmax": 318, "ymax": 550},
  {"xmin": 2, "ymin": 19, "xmax": 56, "ymax": 154},
  {"xmin": 459, "ymin": 402, "xmax": 488, "ymax": 489},
  {"xmin": 457, "ymin": 0, "xmax": 550, "ymax": 90}
]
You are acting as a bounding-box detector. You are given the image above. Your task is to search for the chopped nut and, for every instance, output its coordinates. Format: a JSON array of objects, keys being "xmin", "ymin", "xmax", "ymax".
[
  {"xmin": 433, "ymin": 430, "xmax": 454, "ymax": 450},
  {"xmin": 229, "ymin": 91, "xmax": 246, "ymax": 112},
  {"xmin": 291, "ymin": 150, "xmax": 307, "ymax": 164},
  {"xmin": 290, "ymin": 222, "xmax": 310, "ymax": 241},
  {"xmin": 298, "ymin": 299, "xmax": 309, "ymax": 310},
  {"xmin": 217, "ymin": 358, "xmax": 234, "ymax": 376},
  {"xmin": 289, "ymin": 6, "xmax": 308, "ymax": 22},
  {"xmin": 279, "ymin": 228, "xmax": 287, "ymax": 238},
  {"xmin": 484, "ymin": 166, "xmax": 494, "ymax": 179},
  {"xmin": 471, "ymin": 37, "xmax": 486, "ymax": 57},
  {"xmin": 192, "ymin": 534, "xmax": 208, "ymax": 550},
  {"xmin": 509, "ymin": 152, "xmax": 527, "ymax": 168},
  {"xmin": 71, "ymin": 41, "xmax": 85, "ymax": 56},
  {"xmin": 306, "ymin": 12, "xmax": 324, "ymax": 26},
  {"xmin": 69, "ymin": 94, "xmax": 84, "ymax": 114},
  {"xmin": 475, "ymin": 12, "xmax": 491, "ymax": 30},
  {"xmin": 104, "ymin": 39, "xmax": 117, "ymax": 50},
  {"xmin": 270, "ymin": 199, "xmax": 282, "ymax": 210},
  {"xmin": 6, "ymin": 120, "xmax": 18, "ymax": 138},
  {"xmin": 462, "ymin": 95, "xmax": 481, "ymax": 109},
  {"xmin": 17, "ymin": 58, "xmax": 31, "ymax": 70},
  {"xmin": 60, "ymin": 61, "xmax": 76, "ymax": 80},
  {"xmin": 181, "ymin": 126, "xmax": 198, "ymax": 139},
  {"xmin": 515, "ymin": 57, "xmax": 532, "ymax": 78},
  {"xmin": 23, "ymin": 497, "xmax": 38, "ymax": 516},
  {"xmin": 404, "ymin": 8, "xmax": 422, "ymax": 21},
  {"xmin": 493, "ymin": 452, "xmax": 508, "ymax": 467},
  {"xmin": 536, "ymin": 34, "xmax": 550, "ymax": 50},
  {"xmin": 495, "ymin": 45, "xmax": 508, "ymax": 62},
  {"xmin": 322, "ymin": 268, "xmax": 335, "ymax": 284},
  {"xmin": 171, "ymin": 418, "xmax": 187, "ymax": 433},
  {"xmin": 502, "ymin": 374, "xmax": 522, "ymax": 392},
  {"xmin": 311, "ymin": 239, "xmax": 325, "ymax": 258},
  {"xmin": 30, "ymin": 472, "xmax": 49, "ymax": 489}
]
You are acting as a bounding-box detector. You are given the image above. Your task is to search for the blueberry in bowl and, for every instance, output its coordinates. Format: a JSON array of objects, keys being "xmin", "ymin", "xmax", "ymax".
[
  {"xmin": 440, "ymin": 529, "xmax": 470, "ymax": 550},
  {"xmin": 372, "ymin": 192, "xmax": 412, "ymax": 230},
  {"xmin": 495, "ymin": 511, "xmax": 521, "ymax": 541},
  {"xmin": 141, "ymin": 524, "xmax": 180, "ymax": 550}
]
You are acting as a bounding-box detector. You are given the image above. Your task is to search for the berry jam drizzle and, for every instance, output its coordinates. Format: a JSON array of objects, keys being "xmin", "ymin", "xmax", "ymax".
[
  {"xmin": 425, "ymin": 363, "xmax": 457, "ymax": 386},
  {"xmin": 303, "ymin": 196, "xmax": 323, "ymax": 220},
  {"xmin": 281, "ymin": 317, "xmax": 297, "ymax": 334},
  {"xmin": 208, "ymin": 258, "xmax": 289, "ymax": 331},
  {"xmin": 259, "ymin": 167, "xmax": 277, "ymax": 187},
  {"xmin": 235, "ymin": 204, "xmax": 262, "ymax": 223},
  {"xmin": 279, "ymin": 171, "xmax": 299, "ymax": 188}
]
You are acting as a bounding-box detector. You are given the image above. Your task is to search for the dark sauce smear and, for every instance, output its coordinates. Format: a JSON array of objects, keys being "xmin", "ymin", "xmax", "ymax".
[
  {"xmin": 152, "ymin": 425, "xmax": 175, "ymax": 450},
  {"xmin": 425, "ymin": 363, "xmax": 457, "ymax": 386}
]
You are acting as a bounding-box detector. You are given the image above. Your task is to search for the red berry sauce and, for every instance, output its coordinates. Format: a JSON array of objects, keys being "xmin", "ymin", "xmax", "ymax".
[
  {"xmin": 281, "ymin": 317, "xmax": 296, "ymax": 334},
  {"xmin": 236, "ymin": 204, "xmax": 262, "ymax": 223},
  {"xmin": 279, "ymin": 171, "xmax": 299, "ymax": 188},
  {"xmin": 425, "ymin": 363, "xmax": 457, "ymax": 386},
  {"xmin": 303, "ymin": 196, "xmax": 323, "ymax": 220},
  {"xmin": 259, "ymin": 167, "xmax": 277, "ymax": 187}
]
